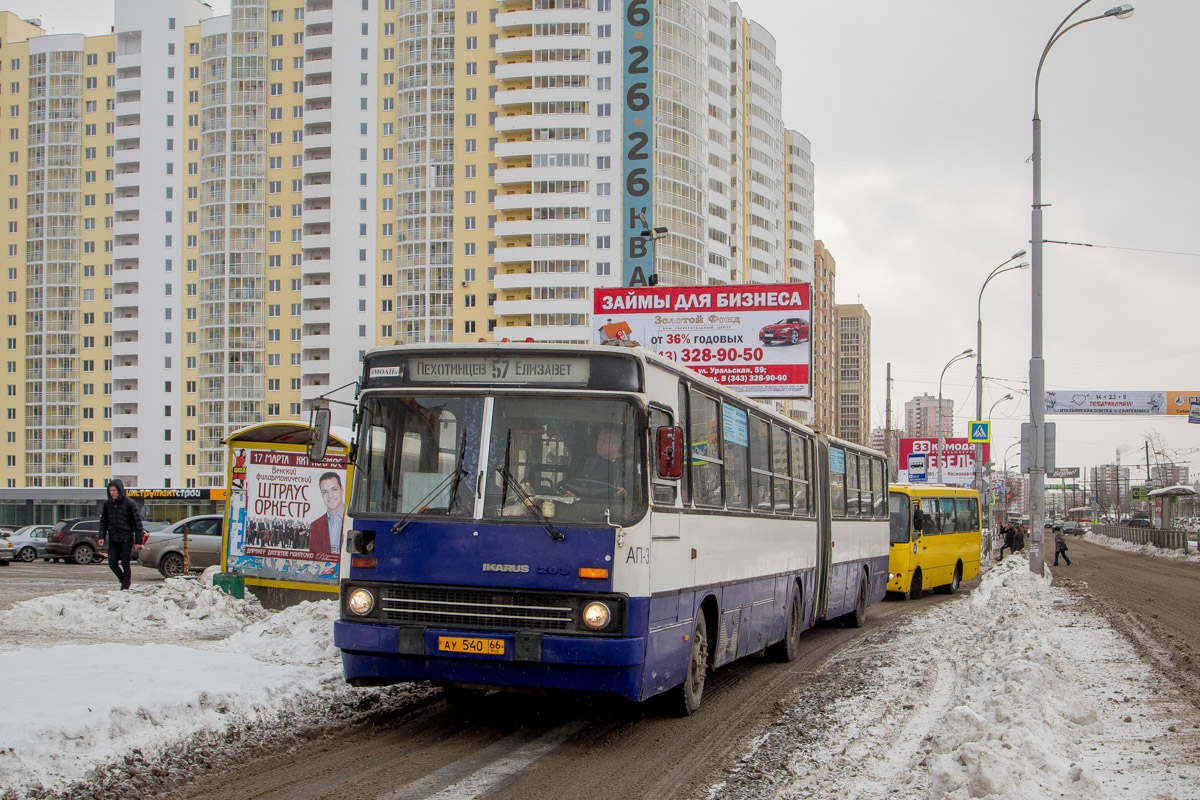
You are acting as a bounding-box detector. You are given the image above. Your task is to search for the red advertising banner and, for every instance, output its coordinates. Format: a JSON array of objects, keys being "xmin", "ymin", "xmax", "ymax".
[
  {"xmin": 593, "ymin": 284, "xmax": 811, "ymax": 398},
  {"xmin": 898, "ymin": 438, "xmax": 990, "ymax": 486}
]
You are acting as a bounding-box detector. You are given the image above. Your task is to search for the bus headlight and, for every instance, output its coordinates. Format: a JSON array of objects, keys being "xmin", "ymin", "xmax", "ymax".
[
  {"xmin": 347, "ymin": 588, "xmax": 375, "ymax": 616},
  {"xmin": 582, "ymin": 601, "xmax": 611, "ymax": 630}
]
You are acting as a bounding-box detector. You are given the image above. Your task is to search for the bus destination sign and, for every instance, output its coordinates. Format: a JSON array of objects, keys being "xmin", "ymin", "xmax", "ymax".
[{"xmin": 407, "ymin": 356, "xmax": 591, "ymax": 386}]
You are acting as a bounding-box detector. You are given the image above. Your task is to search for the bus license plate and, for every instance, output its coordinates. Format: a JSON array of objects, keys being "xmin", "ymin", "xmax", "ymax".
[{"xmin": 438, "ymin": 636, "xmax": 505, "ymax": 656}]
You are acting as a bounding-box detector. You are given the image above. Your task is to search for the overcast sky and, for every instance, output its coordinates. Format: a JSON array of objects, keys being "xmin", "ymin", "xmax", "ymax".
[
  {"xmin": 15, "ymin": 0, "xmax": 1200, "ymax": 479},
  {"xmin": 735, "ymin": 0, "xmax": 1200, "ymax": 479}
]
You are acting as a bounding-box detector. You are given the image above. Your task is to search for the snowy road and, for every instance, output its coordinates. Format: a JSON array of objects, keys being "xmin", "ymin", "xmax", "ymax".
[{"xmin": 1, "ymin": 545, "xmax": 1199, "ymax": 799}]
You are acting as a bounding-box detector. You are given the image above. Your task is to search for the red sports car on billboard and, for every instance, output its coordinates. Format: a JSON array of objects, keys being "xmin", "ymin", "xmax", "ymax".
[{"xmin": 759, "ymin": 317, "xmax": 810, "ymax": 346}]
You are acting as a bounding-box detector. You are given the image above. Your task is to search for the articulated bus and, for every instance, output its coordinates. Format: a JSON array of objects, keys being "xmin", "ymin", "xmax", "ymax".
[
  {"xmin": 326, "ymin": 343, "xmax": 889, "ymax": 714},
  {"xmin": 887, "ymin": 485, "xmax": 982, "ymax": 599}
]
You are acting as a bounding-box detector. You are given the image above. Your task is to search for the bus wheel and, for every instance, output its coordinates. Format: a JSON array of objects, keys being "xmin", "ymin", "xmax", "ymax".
[
  {"xmin": 670, "ymin": 615, "xmax": 709, "ymax": 716},
  {"xmin": 936, "ymin": 563, "xmax": 962, "ymax": 595},
  {"xmin": 904, "ymin": 569, "xmax": 922, "ymax": 600},
  {"xmin": 843, "ymin": 575, "xmax": 868, "ymax": 628},
  {"xmin": 767, "ymin": 584, "xmax": 802, "ymax": 662}
]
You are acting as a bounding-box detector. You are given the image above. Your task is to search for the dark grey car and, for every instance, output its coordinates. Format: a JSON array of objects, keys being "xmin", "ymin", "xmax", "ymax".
[
  {"xmin": 44, "ymin": 518, "xmax": 104, "ymax": 564},
  {"xmin": 138, "ymin": 515, "xmax": 224, "ymax": 578}
]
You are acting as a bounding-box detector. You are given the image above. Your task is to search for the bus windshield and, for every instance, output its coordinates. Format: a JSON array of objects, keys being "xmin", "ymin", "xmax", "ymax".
[
  {"xmin": 888, "ymin": 492, "xmax": 911, "ymax": 544},
  {"xmin": 351, "ymin": 394, "xmax": 646, "ymax": 526},
  {"xmin": 352, "ymin": 395, "xmax": 484, "ymax": 519},
  {"xmin": 483, "ymin": 397, "xmax": 644, "ymax": 526}
]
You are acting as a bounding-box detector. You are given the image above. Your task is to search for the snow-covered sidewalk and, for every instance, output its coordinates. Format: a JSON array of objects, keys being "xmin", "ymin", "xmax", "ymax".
[
  {"xmin": 2, "ymin": 559, "xmax": 1198, "ymax": 799},
  {"xmin": 714, "ymin": 555, "xmax": 1200, "ymax": 799},
  {"xmin": 1080, "ymin": 529, "xmax": 1200, "ymax": 561}
]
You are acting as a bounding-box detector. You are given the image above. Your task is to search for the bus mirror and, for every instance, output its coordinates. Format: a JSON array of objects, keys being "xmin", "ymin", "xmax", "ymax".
[
  {"xmin": 309, "ymin": 406, "xmax": 332, "ymax": 463},
  {"xmin": 656, "ymin": 426, "xmax": 684, "ymax": 480},
  {"xmin": 912, "ymin": 507, "xmax": 924, "ymax": 533}
]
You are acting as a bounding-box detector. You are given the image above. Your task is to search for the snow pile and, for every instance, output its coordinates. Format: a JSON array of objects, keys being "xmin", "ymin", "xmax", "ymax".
[
  {"xmin": 923, "ymin": 560, "xmax": 1105, "ymax": 799},
  {"xmin": 1080, "ymin": 530, "xmax": 1200, "ymax": 561},
  {"xmin": 0, "ymin": 574, "xmax": 270, "ymax": 641},
  {"xmin": 719, "ymin": 554, "xmax": 1200, "ymax": 800},
  {"xmin": 0, "ymin": 580, "xmax": 343, "ymax": 798}
]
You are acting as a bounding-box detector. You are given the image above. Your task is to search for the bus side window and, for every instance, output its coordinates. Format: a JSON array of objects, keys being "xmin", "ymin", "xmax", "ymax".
[
  {"xmin": 690, "ymin": 391, "xmax": 723, "ymax": 508},
  {"xmin": 722, "ymin": 403, "xmax": 750, "ymax": 510},
  {"xmin": 956, "ymin": 498, "xmax": 973, "ymax": 532},
  {"xmin": 829, "ymin": 446, "xmax": 846, "ymax": 516},
  {"xmin": 749, "ymin": 416, "xmax": 772, "ymax": 512},
  {"xmin": 939, "ymin": 497, "xmax": 957, "ymax": 534},
  {"xmin": 920, "ymin": 499, "xmax": 939, "ymax": 535},
  {"xmin": 649, "ymin": 406, "xmax": 677, "ymax": 506},
  {"xmin": 771, "ymin": 423, "xmax": 791, "ymax": 513},
  {"xmin": 677, "ymin": 382, "xmax": 691, "ymax": 506},
  {"xmin": 875, "ymin": 459, "xmax": 888, "ymax": 517},
  {"xmin": 792, "ymin": 433, "xmax": 810, "ymax": 515},
  {"xmin": 845, "ymin": 452, "xmax": 860, "ymax": 516}
]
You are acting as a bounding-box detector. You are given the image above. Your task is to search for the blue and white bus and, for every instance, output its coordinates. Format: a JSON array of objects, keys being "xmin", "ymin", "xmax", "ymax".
[{"xmin": 326, "ymin": 342, "xmax": 889, "ymax": 714}]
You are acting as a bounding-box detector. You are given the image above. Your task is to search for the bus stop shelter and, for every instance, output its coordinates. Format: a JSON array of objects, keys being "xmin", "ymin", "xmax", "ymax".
[{"xmin": 221, "ymin": 421, "xmax": 353, "ymax": 609}]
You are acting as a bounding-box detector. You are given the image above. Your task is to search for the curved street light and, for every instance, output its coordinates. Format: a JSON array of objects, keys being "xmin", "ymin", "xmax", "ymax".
[
  {"xmin": 938, "ymin": 348, "xmax": 975, "ymax": 484},
  {"xmin": 974, "ymin": 253, "xmax": 1028, "ymax": 496},
  {"xmin": 1028, "ymin": 1, "xmax": 1134, "ymax": 575},
  {"xmin": 988, "ymin": 393, "xmax": 1016, "ymax": 421}
]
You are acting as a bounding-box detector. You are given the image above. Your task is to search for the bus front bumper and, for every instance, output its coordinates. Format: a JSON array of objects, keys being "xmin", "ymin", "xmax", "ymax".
[{"xmin": 334, "ymin": 620, "xmax": 646, "ymax": 699}]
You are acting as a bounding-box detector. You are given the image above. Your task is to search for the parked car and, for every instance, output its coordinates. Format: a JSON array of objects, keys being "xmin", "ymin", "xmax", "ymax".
[
  {"xmin": 0, "ymin": 536, "xmax": 14, "ymax": 565},
  {"xmin": 6, "ymin": 524, "xmax": 55, "ymax": 562},
  {"xmin": 138, "ymin": 515, "xmax": 224, "ymax": 578},
  {"xmin": 759, "ymin": 317, "xmax": 810, "ymax": 346},
  {"xmin": 1120, "ymin": 517, "xmax": 1153, "ymax": 529},
  {"xmin": 44, "ymin": 518, "xmax": 104, "ymax": 564}
]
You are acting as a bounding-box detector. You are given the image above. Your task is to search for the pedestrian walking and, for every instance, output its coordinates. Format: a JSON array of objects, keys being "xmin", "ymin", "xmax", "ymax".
[
  {"xmin": 1013, "ymin": 524, "xmax": 1026, "ymax": 552},
  {"xmin": 1053, "ymin": 529, "xmax": 1071, "ymax": 566},
  {"xmin": 998, "ymin": 524, "xmax": 1015, "ymax": 560},
  {"xmin": 98, "ymin": 478, "xmax": 144, "ymax": 590}
]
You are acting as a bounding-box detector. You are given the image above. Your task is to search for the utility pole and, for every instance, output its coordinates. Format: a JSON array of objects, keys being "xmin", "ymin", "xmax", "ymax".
[{"xmin": 885, "ymin": 363, "xmax": 893, "ymax": 477}]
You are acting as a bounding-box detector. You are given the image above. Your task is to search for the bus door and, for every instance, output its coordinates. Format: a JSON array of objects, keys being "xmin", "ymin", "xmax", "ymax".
[
  {"xmin": 813, "ymin": 438, "xmax": 833, "ymax": 624},
  {"xmin": 648, "ymin": 406, "xmax": 692, "ymax": 599},
  {"xmin": 888, "ymin": 491, "xmax": 915, "ymax": 576}
]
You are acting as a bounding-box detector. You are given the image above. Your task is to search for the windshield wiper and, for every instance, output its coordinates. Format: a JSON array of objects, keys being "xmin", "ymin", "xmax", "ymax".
[
  {"xmin": 494, "ymin": 431, "xmax": 564, "ymax": 544},
  {"xmin": 390, "ymin": 463, "xmax": 468, "ymax": 535},
  {"xmin": 446, "ymin": 428, "xmax": 469, "ymax": 516}
]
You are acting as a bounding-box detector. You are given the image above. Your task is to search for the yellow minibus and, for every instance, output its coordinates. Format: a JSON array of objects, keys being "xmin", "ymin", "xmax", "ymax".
[{"xmin": 887, "ymin": 485, "xmax": 982, "ymax": 598}]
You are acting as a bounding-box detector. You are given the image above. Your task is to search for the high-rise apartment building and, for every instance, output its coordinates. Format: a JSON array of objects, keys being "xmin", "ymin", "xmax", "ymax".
[
  {"xmin": 835, "ymin": 303, "xmax": 869, "ymax": 444},
  {"xmin": 904, "ymin": 393, "xmax": 952, "ymax": 440},
  {"xmin": 809, "ymin": 240, "xmax": 836, "ymax": 434},
  {"xmin": 1, "ymin": 0, "xmax": 816, "ymax": 490}
]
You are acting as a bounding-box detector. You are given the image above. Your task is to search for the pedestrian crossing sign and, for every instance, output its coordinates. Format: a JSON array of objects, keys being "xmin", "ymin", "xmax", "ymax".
[{"xmin": 968, "ymin": 421, "xmax": 991, "ymax": 443}]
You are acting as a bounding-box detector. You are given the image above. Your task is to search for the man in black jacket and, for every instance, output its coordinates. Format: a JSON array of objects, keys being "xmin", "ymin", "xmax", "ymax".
[{"xmin": 99, "ymin": 478, "xmax": 144, "ymax": 590}]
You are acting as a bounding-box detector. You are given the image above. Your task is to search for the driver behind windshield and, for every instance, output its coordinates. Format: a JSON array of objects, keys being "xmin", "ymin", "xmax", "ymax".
[{"xmin": 566, "ymin": 424, "xmax": 629, "ymax": 499}]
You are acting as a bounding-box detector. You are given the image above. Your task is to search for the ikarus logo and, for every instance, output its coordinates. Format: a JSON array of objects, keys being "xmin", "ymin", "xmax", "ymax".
[{"xmin": 482, "ymin": 563, "xmax": 530, "ymax": 573}]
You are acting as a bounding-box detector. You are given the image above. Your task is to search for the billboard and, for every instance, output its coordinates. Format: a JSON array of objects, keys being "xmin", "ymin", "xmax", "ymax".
[
  {"xmin": 1045, "ymin": 390, "xmax": 1200, "ymax": 415},
  {"xmin": 1168, "ymin": 391, "xmax": 1200, "ymax": 416},
  {"xmin": 594, "ymin": 284, "xmax": 811, "ymax": 397},
  {"xmin": 224, "ymin": 447, "xmax": 346, "ymax": 587},
  {"xmin": 898, "ymin": 438, "xmax": 990, "ymax": 486}
]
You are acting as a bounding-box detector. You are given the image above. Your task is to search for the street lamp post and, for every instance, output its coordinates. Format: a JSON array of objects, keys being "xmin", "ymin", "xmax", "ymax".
[
  {"xmin": 938, "ymin": 348, "xmax": 975, "ymax": 484},
  {"xmin": 975, "ymin": 253, "xmax": 1027, "ymax": 497},
  {"xmin": 1003, "ymin": 441, "xmax": 1021, "ymax": 522},
  {"xmin": 1029, "ymin": 2, "xmax": 1134, "ymax": 575}
]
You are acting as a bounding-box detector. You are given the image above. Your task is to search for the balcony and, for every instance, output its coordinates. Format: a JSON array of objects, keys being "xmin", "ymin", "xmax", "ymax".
[
  {"xmin": 495, "ymin": 8, "xmax": 589, "ymax": 29},
  {"xmin": 495, "ymin": 165, "xmax": 589, "ymax": 186},
  {"xmin": 495, "ymin": 218, "xmax": 586, "ymax": 239},
  {"xmin": 494, "ymin": 113, "xmax": 591, "ymax": 135}
]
